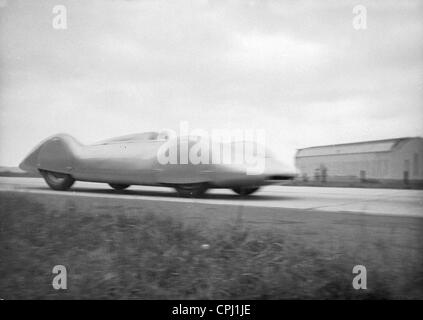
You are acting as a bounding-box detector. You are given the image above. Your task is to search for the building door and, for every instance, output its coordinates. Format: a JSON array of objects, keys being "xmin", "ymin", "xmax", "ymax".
[
  {"xmin": 404, "ymin": 159, "xmax": 410, "ymax": 184},
  {"xmin": 360, "ymin": 170, "xmax": 366, "ymax": 182},
  {"xmin": 413, "ymin": 153, "xmax": 419, "ymax": 177}
]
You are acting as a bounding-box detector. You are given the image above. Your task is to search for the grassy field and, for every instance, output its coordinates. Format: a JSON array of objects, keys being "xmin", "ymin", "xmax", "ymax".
[
  {"xmin": 0, "ymin": 167, "xmax": 40, "ymax": 178},
  {"xmin": 0, "ymin": 192, "xmax": 422, "ymax": 299}
]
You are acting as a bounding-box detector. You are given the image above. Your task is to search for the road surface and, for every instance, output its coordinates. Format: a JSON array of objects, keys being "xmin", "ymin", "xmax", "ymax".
[{"xmin": 0, "ymin": 177, "xmax": 422, "ymax": 217}]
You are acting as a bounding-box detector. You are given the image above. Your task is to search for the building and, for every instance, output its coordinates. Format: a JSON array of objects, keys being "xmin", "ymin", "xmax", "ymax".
[{"xmin": 295, "ymin": 137, "xmax": 423, "ymax": 183}]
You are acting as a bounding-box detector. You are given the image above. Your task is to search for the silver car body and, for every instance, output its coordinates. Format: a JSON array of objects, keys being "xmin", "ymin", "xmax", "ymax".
[{"xmin": 19, "ymin": 132, "xmax": 296, "ymax": 189}]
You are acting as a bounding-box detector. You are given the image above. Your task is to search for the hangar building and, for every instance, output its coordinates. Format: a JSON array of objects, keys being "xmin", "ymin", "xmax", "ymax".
[{"xmin": 295, "ymin": 137, "xmax": 423, "ymax": 183}]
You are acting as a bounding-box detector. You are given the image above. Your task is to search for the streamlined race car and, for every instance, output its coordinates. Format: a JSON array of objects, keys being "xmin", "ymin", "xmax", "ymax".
[{"xmin": 19, "ymin": 131, "xmax": 296, "ymax": 197}]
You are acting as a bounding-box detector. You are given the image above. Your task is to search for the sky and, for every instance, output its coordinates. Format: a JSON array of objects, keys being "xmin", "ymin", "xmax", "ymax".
[{"xmin": 0, "ymin": 0, "xmax": 422, "ymax": 167}]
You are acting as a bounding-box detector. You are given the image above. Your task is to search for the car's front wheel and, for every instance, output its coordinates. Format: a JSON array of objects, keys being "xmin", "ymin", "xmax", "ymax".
[
  {"xmin": 39, "ymin": 170, "xmax": 75, "ymax": 191},
  {"xmin": 109, "ymin": 183, "xmax": 130, "ymax": 190},
  {"xmin": 175, "ymin": 183, "xmax": 208, "ymax": 197},
  {"xmin": 232, "ymin": 186, "xmax": 260, "ymax": 196}
]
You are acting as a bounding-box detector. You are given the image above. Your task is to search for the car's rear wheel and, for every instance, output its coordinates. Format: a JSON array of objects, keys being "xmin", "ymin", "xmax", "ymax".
[
  {"xmin": 232, "ymin": 186, "xmax": 260, "ymax": 196},
  {"xmin": 40, "ymin": 170, "xmax": 75, "ymax": 191},
  {"xmin": 109, "ymin": 183, "xmax": 130, "ymax": 190},
  {"xmin": 175, "ymin": 183, "xmax": 208, "ymax": 197}
]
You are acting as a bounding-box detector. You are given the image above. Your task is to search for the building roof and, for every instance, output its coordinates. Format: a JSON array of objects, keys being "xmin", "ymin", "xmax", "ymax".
[{"xmin": 296, "ymin": 137, "xmax": 418, "ymax": 158}]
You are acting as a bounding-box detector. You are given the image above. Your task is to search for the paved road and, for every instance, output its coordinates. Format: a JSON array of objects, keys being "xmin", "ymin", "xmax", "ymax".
[{"xmin": 1, "ymin": 177, "xmax": 422, "ymax": 217}]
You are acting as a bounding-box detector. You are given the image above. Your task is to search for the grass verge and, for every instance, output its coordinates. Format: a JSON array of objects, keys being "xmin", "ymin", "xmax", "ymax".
[{"xmin": 0, "ymin": 192, "xmax": 422, "ymax": 299}]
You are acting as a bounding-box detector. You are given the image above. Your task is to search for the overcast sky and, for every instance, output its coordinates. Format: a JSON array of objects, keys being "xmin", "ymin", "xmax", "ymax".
[{"xmin": 0, "ymin": 0, "xmax": 422, "ymax": 167}]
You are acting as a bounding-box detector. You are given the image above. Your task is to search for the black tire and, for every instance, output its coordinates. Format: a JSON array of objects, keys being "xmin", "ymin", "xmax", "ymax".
[
  {"xmin": 232, "ymin": 186, "xmax": 260, "ymax": 196},
  {"xmin": 109, "ymin": 183, "xmax": 130, "ymax": 190},
  {"xmin": 40, "ymin": 170, "xmax": 75, "ymax": 191},
  {"xmin": 175, "ymin": 183, "xmax": 208, "ymax": 197}
]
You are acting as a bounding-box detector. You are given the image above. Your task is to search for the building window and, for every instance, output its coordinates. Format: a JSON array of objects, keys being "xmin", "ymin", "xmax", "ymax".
[{"xmin": 413, "ymin": 153, "xmax": 419, "ymax": 176}]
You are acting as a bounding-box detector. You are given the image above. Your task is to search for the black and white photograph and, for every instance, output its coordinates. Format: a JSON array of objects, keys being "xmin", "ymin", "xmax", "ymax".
[{"xmin": 0, "ymin": 0, "xmax": 422, "ymax": 305}]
